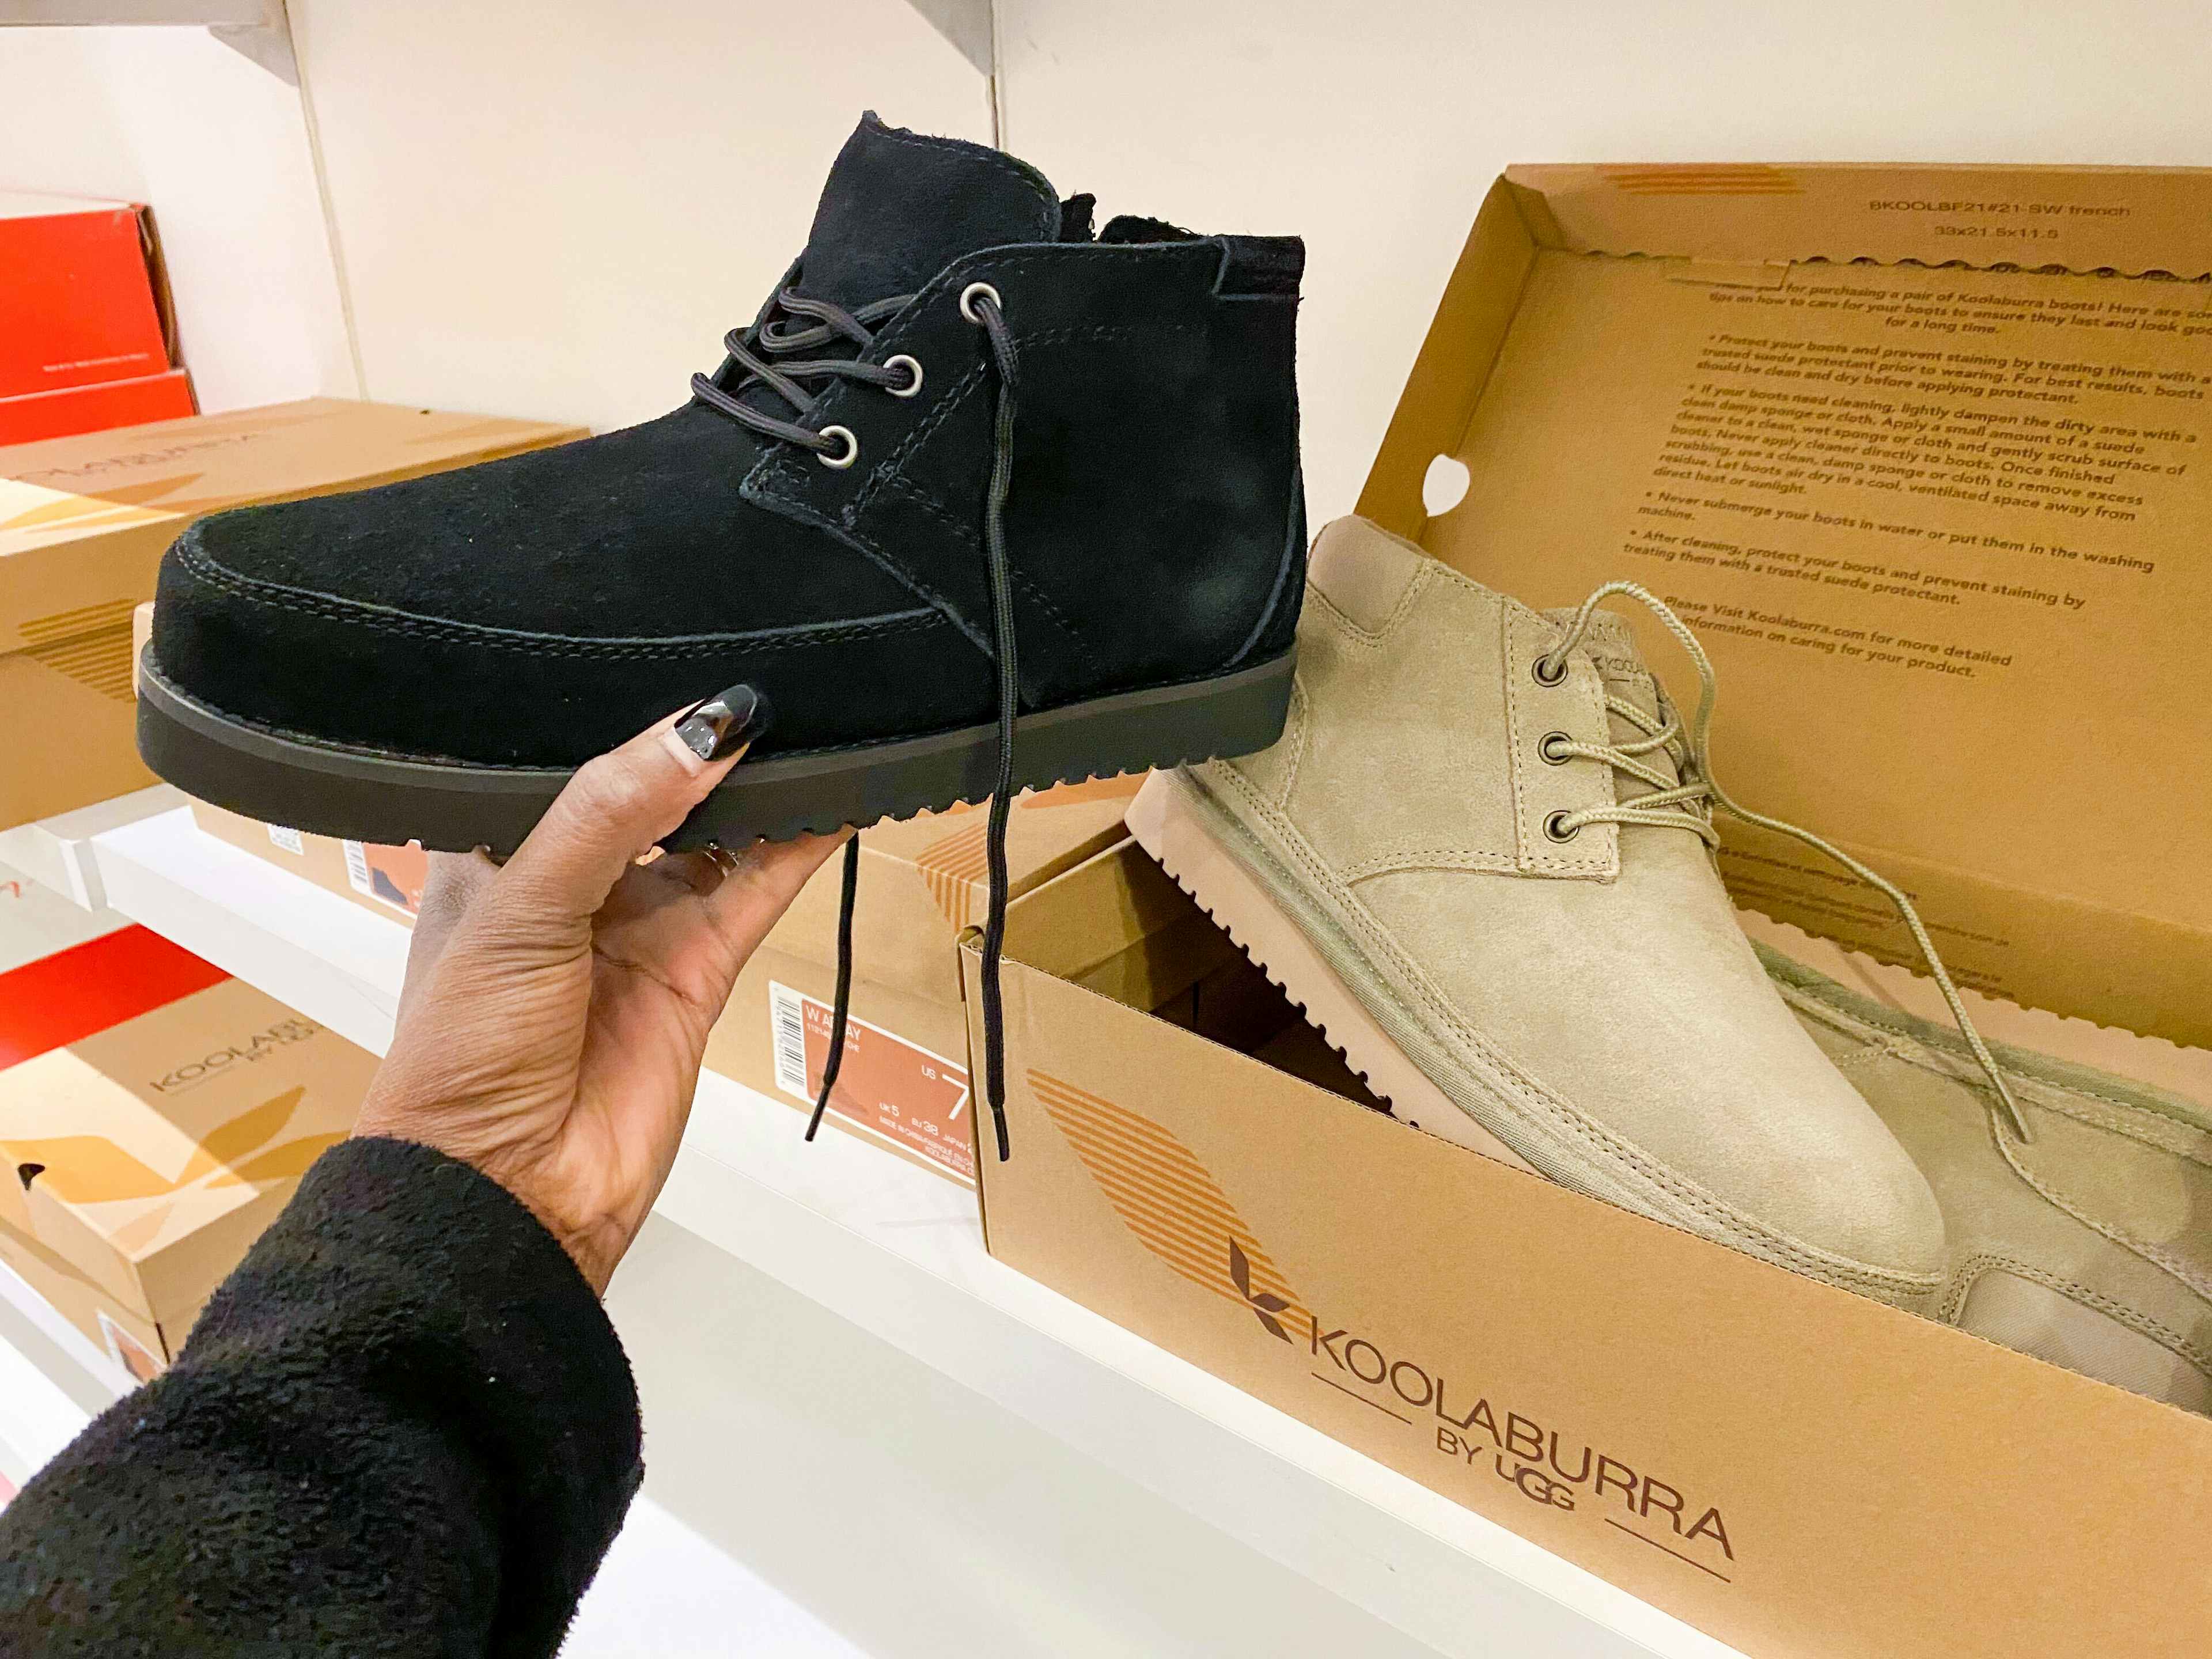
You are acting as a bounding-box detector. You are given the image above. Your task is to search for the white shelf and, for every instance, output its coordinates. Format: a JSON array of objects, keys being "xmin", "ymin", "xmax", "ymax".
[
  {"xmin": 0, "ymin": 1260, "xmax": 118, "ymax": 1487},
  {"xmin": 0, "ymin": 785, "xmax": 184, "ymax": 910},
  {"xmin": 83, "ymin": 805, "xmax": 1740, "ymax": 1659}
]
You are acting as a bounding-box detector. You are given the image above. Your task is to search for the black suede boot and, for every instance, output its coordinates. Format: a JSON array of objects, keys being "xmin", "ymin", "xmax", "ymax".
[{"xmin": 139, "ymin": 112, "xmax": 1306, "ymax": 1157}]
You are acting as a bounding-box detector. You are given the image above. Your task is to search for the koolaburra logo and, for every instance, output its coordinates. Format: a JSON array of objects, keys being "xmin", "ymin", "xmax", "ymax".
[
  {"xmin": 1233, "ymin": 1240, "xmax": 1734, "ymax": 1575},
  {"xmin": 150, "ymin": 1018, "xmax": 321, "ymax": 1094},
  {"xmin": 1028, "ymin": 1066, "xmax": 1737, "ymax": 1583}
]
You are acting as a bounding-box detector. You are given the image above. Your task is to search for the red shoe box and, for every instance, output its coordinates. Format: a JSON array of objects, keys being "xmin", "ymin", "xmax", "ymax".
[
  {"xmin": 0, "ymin": 369, "xmax": 196, "ymax": 447},
  {"xmin": 0, "ymin": 192, "xmax": 192, "ymax": 443}
]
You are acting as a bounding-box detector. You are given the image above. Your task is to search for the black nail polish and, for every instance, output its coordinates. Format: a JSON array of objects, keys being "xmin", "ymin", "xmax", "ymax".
[{"xmin": 674, "ymin": 683, "xmax": 769, "ymax": 762}]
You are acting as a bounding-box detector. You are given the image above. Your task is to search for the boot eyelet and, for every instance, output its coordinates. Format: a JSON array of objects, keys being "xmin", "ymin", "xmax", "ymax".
[
  {"xmin": 1539, "ymin": 731, "xmax": 1574, "ymax": 765},
  {"xmin": 883, "ymin": 354, "xmax": 924, "ymax": 397},
  {"xmin": 816, "ymin": 425, "xmax": 859, "ymax": 469},
  {"xmin": 960, "ymin": 281, "xmax": 1003, "ymax": 324},
  {"xmin": 1532, "ymin": 655, "xmax": 1567, "ymax": 687},
  {"xmin": 1543, "ymin": 810, "xmax": 1580, "ymax": 843}
]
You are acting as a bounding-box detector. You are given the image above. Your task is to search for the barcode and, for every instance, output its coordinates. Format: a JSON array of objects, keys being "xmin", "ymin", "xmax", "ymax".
[
  {"xmin": 341, "ymin": 840, "xmax": 373, "ymax": 896},
  {"xmin": 768, "ymin": 982, "xmax": 809, "ymax": 1101}
]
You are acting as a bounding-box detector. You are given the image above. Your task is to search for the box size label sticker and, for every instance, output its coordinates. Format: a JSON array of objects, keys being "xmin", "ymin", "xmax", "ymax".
[
  {"xmin": 767, "ymin": 981, "xmax": 974, "ymax": 1182},
  {"xmin": 342, "ymin": 840, "xmax": 426, "ymax": 916}
]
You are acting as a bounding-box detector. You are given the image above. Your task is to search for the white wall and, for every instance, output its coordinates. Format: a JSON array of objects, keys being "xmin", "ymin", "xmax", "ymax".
[
  {"xmin": 14, "ymin": 2, "xmax": 2211, "ymax": 483},
  {"xmin": 0, "ymin": 26, "xmax": 351, "ymax": 413},
  {"xmin": 998, "ymin": 0, "xmax": 2212, "ymax": 520},
  {"xmin": 285, "ymin": 0, "xmax": 993, "ymax": 431}
]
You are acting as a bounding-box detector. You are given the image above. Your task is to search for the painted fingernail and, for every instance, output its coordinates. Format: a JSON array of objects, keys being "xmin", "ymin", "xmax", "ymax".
[{"xmin": 673, "ymin": 683, "xmax": 770, "ymax": 763}]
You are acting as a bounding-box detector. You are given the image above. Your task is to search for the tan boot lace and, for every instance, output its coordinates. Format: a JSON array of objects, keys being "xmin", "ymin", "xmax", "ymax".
[{"xmin": 1537, "ymin": 581, "xmax": 2031, "ymax": 1142}]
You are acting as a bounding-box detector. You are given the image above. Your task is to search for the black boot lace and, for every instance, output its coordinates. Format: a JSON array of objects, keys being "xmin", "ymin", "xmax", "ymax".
[
  {"xmin": 692, "ymin": 287, "xmax": 927, "ymax": 464},
  {"xmin": 694, "ymin": 279, "xmax": 1023, "ymax": 1163}
]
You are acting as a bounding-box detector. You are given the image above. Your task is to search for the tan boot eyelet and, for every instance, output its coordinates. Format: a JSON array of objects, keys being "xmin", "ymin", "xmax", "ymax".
[
  {"xmin": 1539, "ymin": 731, "xmax": 1574, "ymax": 765},
  {"xmin": 1532, "ymin": 656, "xmax": 1567, "ymax": 687},
  {"xmin": 1543, "ymin": 809, "xmax": 1580, "ymax": 843}
]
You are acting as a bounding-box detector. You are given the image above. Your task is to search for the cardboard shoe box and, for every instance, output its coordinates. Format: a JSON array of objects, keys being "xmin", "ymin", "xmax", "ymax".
[
  {"xmin": 0, "ymin": 923, "xmax": 377, "ymax": 1373},
  {"xmin": 965, "ymin": 843, "xmax": 2212, "ymax": 1659},
  {"xmin": 961, "ymin": 165, "xmax": 2212, "ymax": 1659},
  {"xmin": 1, "ymin": 399, "xmax": 585, "ymax": 834}
]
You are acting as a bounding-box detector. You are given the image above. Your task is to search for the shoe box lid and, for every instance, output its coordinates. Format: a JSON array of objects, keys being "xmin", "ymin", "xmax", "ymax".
[
  {"xmin": 0, "ymin": 192, "xmax": 175, "ymax": 402},
  {"xmin": 1358, "ymin": 164, "xmax": 2212, "ymax": 1052},
  {"xmin": 0, "ymin": 923, "xmax": 378, "ymax": 1327}
]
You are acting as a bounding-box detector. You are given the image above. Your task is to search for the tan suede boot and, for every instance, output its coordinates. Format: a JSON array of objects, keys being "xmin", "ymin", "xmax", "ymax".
[
  {"xmin": 1128, "ymin": 515, "xmax": 1960, "ymax": 1310},
  {"xmin": 1770, "ymin": 946, "xmax": 2211, "ymax": 1412}
]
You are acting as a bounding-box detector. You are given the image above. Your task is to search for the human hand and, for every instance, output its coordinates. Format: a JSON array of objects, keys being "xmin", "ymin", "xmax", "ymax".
[{"xmin": 352, "ymin": 687, "xmax": 846, "ymax": 1293}]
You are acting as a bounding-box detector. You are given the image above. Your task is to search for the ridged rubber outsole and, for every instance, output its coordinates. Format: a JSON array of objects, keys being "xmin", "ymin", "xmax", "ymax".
[
  {"xmin": 1126, "ymin": 768, "xmax": 1537, "ymax": 1172},
  {"xmin": 138, "ymin": 647, "xmax": 1296, "ymax": 855}
]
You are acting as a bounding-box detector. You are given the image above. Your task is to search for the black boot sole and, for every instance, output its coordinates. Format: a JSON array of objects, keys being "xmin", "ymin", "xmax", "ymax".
[{"xmin": 137, "ymin": 647, "xmax": 1297, "ymax": 854}]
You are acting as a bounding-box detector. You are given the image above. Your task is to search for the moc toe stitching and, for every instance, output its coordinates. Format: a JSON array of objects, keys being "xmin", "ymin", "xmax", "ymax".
[{"xmin": 168, "ymin": 536, "xmax": 942, "ymax": 658}]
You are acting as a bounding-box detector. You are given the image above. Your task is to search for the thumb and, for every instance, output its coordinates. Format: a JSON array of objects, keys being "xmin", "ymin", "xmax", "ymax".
[{"xmin": 497, "ymin": 683, "xmax": 768, "ymax": 936}]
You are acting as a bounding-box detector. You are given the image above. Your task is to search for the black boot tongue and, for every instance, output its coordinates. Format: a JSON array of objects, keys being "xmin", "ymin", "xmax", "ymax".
[{"xmin": 793, "ymin": 113, "xmax": 1062, "ymax": 310}]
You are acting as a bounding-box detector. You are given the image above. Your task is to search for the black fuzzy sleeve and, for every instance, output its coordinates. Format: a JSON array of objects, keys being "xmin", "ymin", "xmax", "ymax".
[{"xmin": 0, "ymin": 1137, "xmax": 642, "ymax": 1658}]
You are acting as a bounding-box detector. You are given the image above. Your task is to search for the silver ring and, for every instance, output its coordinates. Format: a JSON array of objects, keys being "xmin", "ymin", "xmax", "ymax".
[
  {"xmin": 959, "ymin": 281, "xmax": 1002, "ymax": 324},
  {"xmin": 816, "ymin": 425, "xmax": 859, "ymax": 469},
  {"xmin": 882, "ymin": 354, "xmax": 924, "ymax": 397}
]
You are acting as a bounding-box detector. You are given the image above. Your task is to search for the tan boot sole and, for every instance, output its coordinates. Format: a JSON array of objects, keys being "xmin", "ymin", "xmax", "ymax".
[{"xmin": 1128, "ymin": 770, "xmax": 1538, "ymax": 1174}]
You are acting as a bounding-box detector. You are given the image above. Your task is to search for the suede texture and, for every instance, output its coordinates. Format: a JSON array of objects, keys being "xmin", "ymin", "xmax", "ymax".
[
  {"xmin": 0, "ymin": 1138, "xmax": 639, "ymax": 1656},
  {"xmin": 1198, "ymin": 515, "xmax": 1948, "ymax": 1305},
  {"xmin": 790, "ymin": 112, "xmax": 1059, "ymax": 309},
  {"xmin": 1777, "ymin": 952, "xmax": 2212, "ymax": 1414},
  {"xmin": 747, "ymin": 235, "xmax": 1306, "ymax": 709},
  {"xmin": 148, "ymin": 113, "xmax": 1305, "ymax": 770}
]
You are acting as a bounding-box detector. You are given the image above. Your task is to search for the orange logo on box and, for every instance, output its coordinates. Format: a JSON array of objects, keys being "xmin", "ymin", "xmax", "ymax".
[
  {"xmin": 1027, "ymin": 1066, "xmax": 1307, "ymax": 1327},
  {"xmin": 5, "ymin": 1084, "xmax": 343, "ymax": 1253},
  {"xmin": 914, "ymin": 775, "xmax": 1144, "ymax": 927},
  {"xmin": 1025, "ymin": 1070, "xmax": 1741, "ymax": 1573}
]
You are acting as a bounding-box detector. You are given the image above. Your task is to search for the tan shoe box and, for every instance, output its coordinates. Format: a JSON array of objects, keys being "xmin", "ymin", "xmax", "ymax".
[
  {"xmin": 964, "ymin": 842, "xmax": 2211, "ymax": 1659},
  {"xmin": 0, "ymin": 399, "xmax": 584, "ymax": 834},
  {"xmin": 956, "ymin": 165, "xmax": 2212, "ymax": 1659},
  {"xmin": 0, "ymin": 1220, "xmax": 176, "ymax": 1384},
  {"xmin": 703, "ymin": 777, "xmax": 1147, "ymax": 1181},
  {"xmin": 0, "ymin": 923, "xmax": 377, "ymax": 1343}
]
